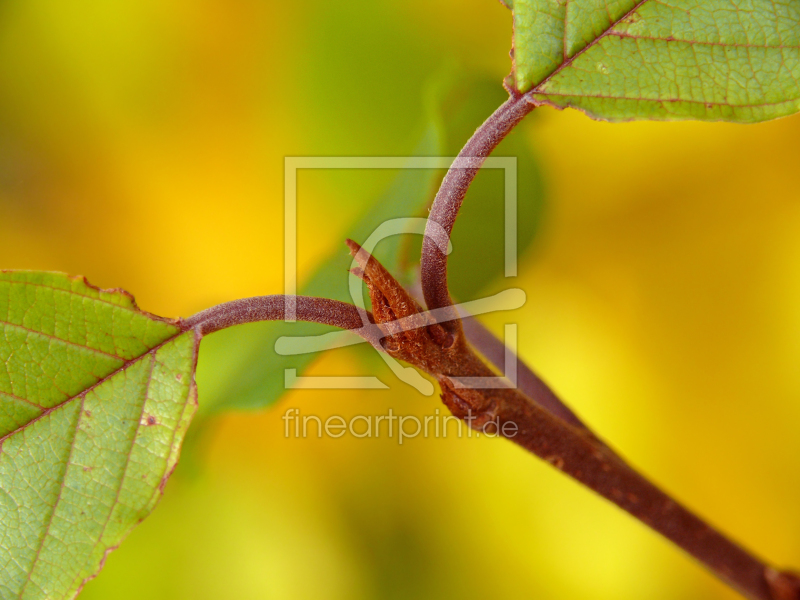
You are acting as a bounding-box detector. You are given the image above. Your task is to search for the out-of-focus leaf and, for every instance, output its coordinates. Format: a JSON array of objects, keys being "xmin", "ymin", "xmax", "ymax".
[
  {"xmin": 501, "ymin": 0, "xmax": 800, "ymax": 122},
  {"xmin": 195, "ymin": 89, "xmax": 447, "ymax": 414},
  {"xmin": 442, "ymin": 76, "xmax": 545, "ymax": 302},
  {"xmin": 0, "ymin": 271, "xmax": 197, "ymax": 600}
]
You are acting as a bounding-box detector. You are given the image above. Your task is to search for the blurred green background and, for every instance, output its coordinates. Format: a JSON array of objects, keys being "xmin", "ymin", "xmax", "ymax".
[{"xmin": 1, "ymin": 1, "xmax": 799, "ymax": 599}]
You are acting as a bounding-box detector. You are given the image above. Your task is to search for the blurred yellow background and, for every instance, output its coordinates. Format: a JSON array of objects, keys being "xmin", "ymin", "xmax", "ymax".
[{"xmin": 1, "ymin": 1, "xmax": 799, "ymax": 599}]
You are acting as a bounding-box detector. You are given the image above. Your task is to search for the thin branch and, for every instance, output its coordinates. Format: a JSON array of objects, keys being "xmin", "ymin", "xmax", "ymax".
[
  {"xmin": 349, "ymin": 242, "xmax": 798, "ymax": 600},
  {"xmin": 420, "ymin": 92, "xmax": 535, "ymax": 333}
]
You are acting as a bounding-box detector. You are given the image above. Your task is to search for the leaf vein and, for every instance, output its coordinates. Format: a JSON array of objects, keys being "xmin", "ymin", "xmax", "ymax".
[
  {"xmin": 16, "ymin": 395, "xmax": 86, "ymax": 599},
  {"xmin": 0, "ymin": 320, "xmax": 125, "ymax": 363},
  {"xmin": 536, "ymin": 89, "xmax": 797, "ymax": 108},
  {"xmin": 0, "ymin": 332, "xmax": 185, "ymax": 451},
  {"xmin": 531, "ymin": 0, "xmax": 652, "ymax": 92},
  {"xmin": 0, "ymin": 391, "xmax": 45, "ymax": 411},
  {"xmin": 609, "ymin": 31, "xmax": 800, "ymax": 50},
  {"xmin": 67, "ymin": 354, "xmax": 158, "ymax": 592}
]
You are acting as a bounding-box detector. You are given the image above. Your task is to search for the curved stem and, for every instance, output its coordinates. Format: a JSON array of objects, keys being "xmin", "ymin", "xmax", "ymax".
[
  {"xmin": 421, "ymin": 92, "xmax": 535, "ymax": 332},
  {"xmin": 183, "ymin": 295, "xmax": 379, "ymax": 343}
]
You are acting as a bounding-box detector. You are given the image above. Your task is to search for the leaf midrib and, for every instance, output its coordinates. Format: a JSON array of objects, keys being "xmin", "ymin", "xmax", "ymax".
[
  {"xmin": 0, "ymin": 329, "xmax": 190, "ymax": 450},
  {"xmin": 529, "ymin": 0, "xmax": 651, "ymax": 93}
]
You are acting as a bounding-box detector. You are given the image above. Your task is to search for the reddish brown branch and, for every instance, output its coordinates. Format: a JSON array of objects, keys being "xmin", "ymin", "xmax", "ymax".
[
  {"xmin": 420, "ymin": 92, "xmax": 535, "ymax": 334},
  {"xmin": 347, "ymin": 242, "xmax": 798, "ymax": 600}
]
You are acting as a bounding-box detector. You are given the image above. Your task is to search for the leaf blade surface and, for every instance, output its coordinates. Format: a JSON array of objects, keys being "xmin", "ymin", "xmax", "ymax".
[
  {"xmin": 508, "ymin": 0, "xmax": 800, "ymax": 122},
  {"xmin": 0, "ymin": 271, "xmax": 197, "ymax": 600}
]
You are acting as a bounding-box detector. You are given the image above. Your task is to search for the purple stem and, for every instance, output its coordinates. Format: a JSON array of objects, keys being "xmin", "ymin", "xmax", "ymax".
[
  {"xmin": 421, "ymin": 93, "xmax": 535, "ymax": 332},
  {"xmin": 183, "ymin": 295, "xmax": 379, "ymax": 344}
]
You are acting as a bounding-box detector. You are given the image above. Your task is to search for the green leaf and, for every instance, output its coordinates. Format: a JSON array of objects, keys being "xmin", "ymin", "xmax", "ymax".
[
  {"xmin": 0, "ymin": 271, "xmax": 198, "ymax": 600},
  {"xmin": 504, "ymin": 0, "xmax": 800, "ymax": 122}
]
